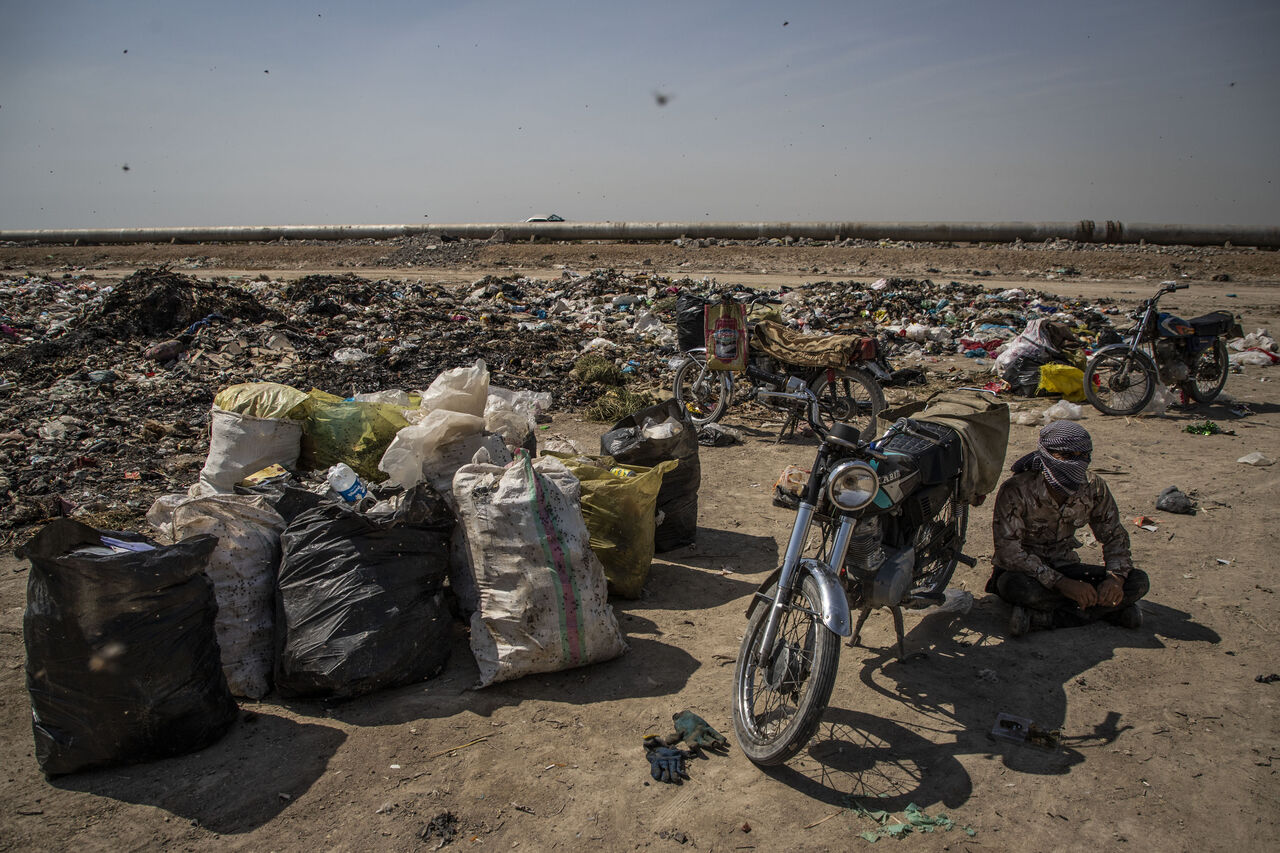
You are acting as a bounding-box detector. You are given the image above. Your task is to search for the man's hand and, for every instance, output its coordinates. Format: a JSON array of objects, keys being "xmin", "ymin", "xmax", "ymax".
[
  {"xmin": 1056, "ymin": 577, "xmax": 1099, "ymax": 609},
  {"xmin": 1097, "ymin": 576, "xmax": 1124, "ymax": 608}
]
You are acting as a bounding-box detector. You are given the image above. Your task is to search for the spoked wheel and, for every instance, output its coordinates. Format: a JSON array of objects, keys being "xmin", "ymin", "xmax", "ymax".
[
  {"xmin": 910, "ymin": 494, "xmax": 969, "ymax": 597},
  {"xmin": 672, "ymin": 350, "xmax": 730, "ymax": 425},
  {"xmin": 733, "ymin": 576, "xmax": 841, "ymax": 766},
  {"xmin": 1084, "ymin": 349, "xmax": 1158, "ymax": 415},
  {"xmin": 1182, "ymin": 339, "xmax": 1229, "ymax": 403},
  {"xmin": 809, "ymin": 367, "xmax": 887, "ymax": 441}
]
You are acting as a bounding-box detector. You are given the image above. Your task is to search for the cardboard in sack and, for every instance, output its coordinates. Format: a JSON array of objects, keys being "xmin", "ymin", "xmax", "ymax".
[
  {"xmin": 703, "ymin": 300, "xmax": 748, "ymax": 371},
  {"xmin": 453, "ymin": 455, "xmax": 627, "ymax": 687}
]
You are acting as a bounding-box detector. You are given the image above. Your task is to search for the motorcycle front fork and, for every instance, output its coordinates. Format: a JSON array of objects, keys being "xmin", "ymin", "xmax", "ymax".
[{"xmin": 757, "ymin": 508, "xmax": 856, "ymax": 660}]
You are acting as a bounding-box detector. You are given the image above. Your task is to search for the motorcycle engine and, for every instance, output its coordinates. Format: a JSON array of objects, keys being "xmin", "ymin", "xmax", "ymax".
[
  {"xmin": 1154, "ymin": 340, "xmax": 1189, "ymax": 383},
  {"xmin": 844, "ymin": 516, "xmax": 885, "ymax": 575}
]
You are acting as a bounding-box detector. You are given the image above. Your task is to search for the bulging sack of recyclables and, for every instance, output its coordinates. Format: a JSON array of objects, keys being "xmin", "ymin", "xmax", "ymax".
[
  {"xmin": 545, "ymin": 454, "xmax": 677, "ymax": 599},
  {"xmin": 275, "ymin": 486, "xmax": 454, "ymax": 700},
  {"xmin": 454, "ymin": 455, "xmax": 627, "ymax": 686},
  {"xmin": 601, "ymin": 399, "xmax": 700, "ymax": 552},
  {"xmin": 195, "ymin": 382, "xmax": 308, "ymax": 495},
  {"xmin": 147, "ymin": 492, "xmax": 286, "ymax": 699},
  {"xmin": 18, "ymin": 519, "xmax": 237, "ymax": 777}
]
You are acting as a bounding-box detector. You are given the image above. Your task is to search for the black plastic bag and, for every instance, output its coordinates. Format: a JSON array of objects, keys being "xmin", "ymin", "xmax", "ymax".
[
  {"xmin": 275, "ymin": 486, "xmax": 454, "ymax": 700},
  {"xmin": 601, "ymin": 398, "xmax": 701, "ymax": 551},
  {"xmin": 676, "ymin": 291, "xmax": 708, "ymax": 353},
  {"xmin": 1004, "ymin": 354, "xmax": 1049, "ymax": 397},
  {"xmin": 18, "ymin": 518, "xmax": 236, "ymax": 777}
]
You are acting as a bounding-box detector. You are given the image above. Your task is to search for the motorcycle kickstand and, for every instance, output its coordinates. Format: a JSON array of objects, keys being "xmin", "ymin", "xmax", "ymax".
[
  {"xmin": 849, "ymin": 605, "xmax": 873, "ymax": 648},
  {"xmin": 891, "ymin": 606, "xmax": 929, "ymax": 663}
]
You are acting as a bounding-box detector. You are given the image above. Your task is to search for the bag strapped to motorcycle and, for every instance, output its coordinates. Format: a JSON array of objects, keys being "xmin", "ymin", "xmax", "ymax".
[
  {"xmin": 876, "ymin": 390, "xmax": 1010, "ymax": 505},
  {"xmin": 751, "ymin": 320, "xmax": 877, "ymax": 370}
]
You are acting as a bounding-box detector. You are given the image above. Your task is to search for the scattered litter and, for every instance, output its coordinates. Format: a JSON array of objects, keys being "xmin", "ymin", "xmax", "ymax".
[
  {"xmin": 1216, "ymin": 558, "xmax": 1231, "ymax": 565},
  {"xmin": 1043, "ymin": 400, "xmax": 1084, "ymax": 421},
  {"xmin": 1256, "ymin": 674, "xmax": 1280, "ymax": 684},
  {"xmin": 696, "ymin": 423, "xmax": 743, "ymax": 447},
  {"xmin": 1184, "ymin": 421, "xmax": 1233, "ymax": 436},
  {"xmin": 989, "ymin": 711, "xmax": 1062, "ymax": 749},
  {"xmin": 1132, "ymin": 516, "xmax": 1159, "ymax": 532},
  {"xmin": 1155, "ymin": 486, "xmax": 1195, "ymax": 515},
  {"xmin": 850, "ymin": 802, "xmax": 975, "ymax": 843},
  {"xmin": 1238, "ymin": 452, "xmax": 1275, "ymax": 467}
]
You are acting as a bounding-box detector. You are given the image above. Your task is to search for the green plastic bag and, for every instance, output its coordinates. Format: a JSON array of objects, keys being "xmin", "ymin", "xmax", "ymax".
[
  {"xmin": 297, "ymin": 390, "xmax": 410, "ymax": 482},
  {"xmin": 547, "ymin": 454, "xmax": 676, "ymax": 599},
  {"xmin": 1036, "ymin": 363, "xmax": 1086, "ymax": 403}
]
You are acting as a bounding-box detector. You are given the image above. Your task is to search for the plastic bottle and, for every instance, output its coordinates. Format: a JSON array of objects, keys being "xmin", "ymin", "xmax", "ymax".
[{"xmin": 327, "ymin": 463, "xmax": 368, "ymax": 502}]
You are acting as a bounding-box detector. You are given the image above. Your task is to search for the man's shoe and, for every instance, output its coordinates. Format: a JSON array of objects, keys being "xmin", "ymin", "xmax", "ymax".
[
  {"xmin": 1008, "ymin": 606, "xmax": 1031, "ymax": 637},
  {"xmin": 1108, "ymin": 603, "xmax": 1143, "ymax": 629},
  {"xmin": 1009, "ymin": 606, "xmax": 1055, "ymax": 637}
]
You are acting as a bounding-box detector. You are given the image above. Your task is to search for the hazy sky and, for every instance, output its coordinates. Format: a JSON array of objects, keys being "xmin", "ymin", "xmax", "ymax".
[{"xmin": 2, "ymin": 0, "xmax": 1277, "ymax": 229}]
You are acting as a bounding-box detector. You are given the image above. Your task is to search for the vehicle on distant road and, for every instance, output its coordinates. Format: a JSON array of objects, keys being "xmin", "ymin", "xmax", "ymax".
[{"xmin": 524, "ymin": 214, "xmax": 565, "ymax": 222}]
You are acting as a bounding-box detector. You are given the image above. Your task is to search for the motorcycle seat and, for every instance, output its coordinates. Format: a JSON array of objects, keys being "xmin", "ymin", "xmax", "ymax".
[{"xmin": 1187, "ymin": 311, "xmax": 1240, "ymax": 338}]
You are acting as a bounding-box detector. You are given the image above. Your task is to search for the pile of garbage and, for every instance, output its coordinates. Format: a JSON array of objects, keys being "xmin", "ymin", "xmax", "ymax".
[{"xmin": 6, "ymin": 263, "xmax": 1262, "ymax": 534}]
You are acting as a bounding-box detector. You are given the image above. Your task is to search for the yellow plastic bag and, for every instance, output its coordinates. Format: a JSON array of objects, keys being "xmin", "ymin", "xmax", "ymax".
[
  {"xmin": 1036, "ymin": 364, "xmax": 1086, "ymax": 403},
  {"xmin": 213, "ymin": 382, "xmax": 308, "ymax": 420},
  {"xmin": 547, "ymin": 454, "xmax": 677, "ymax": 598},
  {"xmin": 297, "ymin": 390, "xmax": 411, "ymax": 482}
]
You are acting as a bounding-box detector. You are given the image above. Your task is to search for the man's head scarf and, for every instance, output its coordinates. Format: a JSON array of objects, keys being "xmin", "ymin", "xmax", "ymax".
[{"xmin": 1011, "ymin": 420, "xmax": 1093, "ymax": 495}]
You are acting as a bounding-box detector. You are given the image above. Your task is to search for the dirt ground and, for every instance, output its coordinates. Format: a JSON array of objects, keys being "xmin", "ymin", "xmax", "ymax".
[{"xmin": 1, "ymin": 239, "xmax": 1278, "ymax": 852}]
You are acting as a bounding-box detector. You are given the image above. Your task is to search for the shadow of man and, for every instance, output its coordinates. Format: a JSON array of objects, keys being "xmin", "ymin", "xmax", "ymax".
[{"xmin": 761, "ymin": 596, "xmax": 1219, "ymax": 809}]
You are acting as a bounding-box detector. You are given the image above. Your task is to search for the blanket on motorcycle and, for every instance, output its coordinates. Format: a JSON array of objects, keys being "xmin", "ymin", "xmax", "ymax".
[
  {"xmin": 878, "ymin": 390, "xmax": 1010, "ymax": 505},
  {"xmin": 751, "ymin": 320, "xmax": 876, "ymax": 369}
]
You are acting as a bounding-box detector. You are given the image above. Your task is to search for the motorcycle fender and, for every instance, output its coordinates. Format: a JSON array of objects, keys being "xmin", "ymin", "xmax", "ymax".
[{"xmin": 745, "ymin": 560, "xmax": 852, "ymax": 637}]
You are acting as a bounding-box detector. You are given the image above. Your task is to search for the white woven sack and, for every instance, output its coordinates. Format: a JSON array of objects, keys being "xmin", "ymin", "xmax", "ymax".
[
  {"xmin": 147, "ymin": 492, "xmax": 285, "ymax": 698},
  {"xmin": 193, "ymin": 408, "xmax": 302, "ymax": 495},
  {"xmin": 453, "ymin": 455, "xmax": 626, "ymax": 687}
]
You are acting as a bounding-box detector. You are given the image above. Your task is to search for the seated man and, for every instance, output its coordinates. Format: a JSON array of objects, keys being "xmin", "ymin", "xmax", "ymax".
[{"xmin": 987, "ymin": 420, "xmax": 1149, "ymax": 636}]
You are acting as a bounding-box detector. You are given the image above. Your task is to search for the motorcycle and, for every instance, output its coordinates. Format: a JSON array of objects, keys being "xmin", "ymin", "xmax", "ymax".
[
  {"xmin": 670, "ymin": 317, "xmax": 890, "ymax": 438},
  {"xmin": 1083, "ymin": 281, "xmax": 1241, "ymax": 415},
  {"xmin": 731, "ymin": 390, "xmax": 1008, "ymax": 765}
]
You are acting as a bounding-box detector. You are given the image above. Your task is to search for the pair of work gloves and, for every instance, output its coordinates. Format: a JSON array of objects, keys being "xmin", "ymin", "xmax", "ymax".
[{"xmin": 644, "ymin": 710, "xmax": 730, "ymax": 784}]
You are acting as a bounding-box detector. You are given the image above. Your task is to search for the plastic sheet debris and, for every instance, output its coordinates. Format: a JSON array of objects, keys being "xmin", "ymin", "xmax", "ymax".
[
  {"xmin": 851, "ymin": 802, "xmax": 975, "ymax": 843},
  {"xmin": 1238, "ymin": 451, "xmax": 1275, "ymax": 466},
  {"xmin": 1133, "ymin": 515, "xmax": 1159, "ymax": 532},
  {"xmin": 1043, "ymin": 400, "xmax": 1084, "ymax": 421}
]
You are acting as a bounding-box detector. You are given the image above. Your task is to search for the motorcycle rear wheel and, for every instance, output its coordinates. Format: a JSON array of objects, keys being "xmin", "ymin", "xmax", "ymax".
[
  {"xmin": 1084, "ymin": 349, "xmax": 1158, "ymax": 415},
  {"xmin": 809, "ymin": 367, "xmax": 886, "ymax": 441},
  {"xmin": 1182, "ymin": 339, "xmax": 1229, "ymax": 403},
  {"xmin": 733, "ymin": 575, "xmax": 840, "ymax": 766},
  {"xmin": 672, "ymin": 350, "xmax": 730, "ymax": 425}
]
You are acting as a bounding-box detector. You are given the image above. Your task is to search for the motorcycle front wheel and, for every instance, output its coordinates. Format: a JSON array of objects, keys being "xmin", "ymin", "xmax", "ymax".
[
  {"xmin": 733, "ymin": 575, "xmax": 840, "ymax": 766},
  {"xmin": 1084, "ymin": 349, "xmax": 1158, "ymax": 415},
  {"xmin": 672, "ymin": 350, "xmax": 731, "ymax": 425},
  {"xmin": 1182, "ymin": 339, "xmax": 1229, "ymax": 403},
  {"xmin": 809, "ymin": 367, "xmax": 887, "ymax": 441}
]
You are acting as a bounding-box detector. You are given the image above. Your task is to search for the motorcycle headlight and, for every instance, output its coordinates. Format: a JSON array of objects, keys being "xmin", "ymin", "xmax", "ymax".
[{"xmin": 826, "ymin": 460, "xmax": 879, "ymax": 511}]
